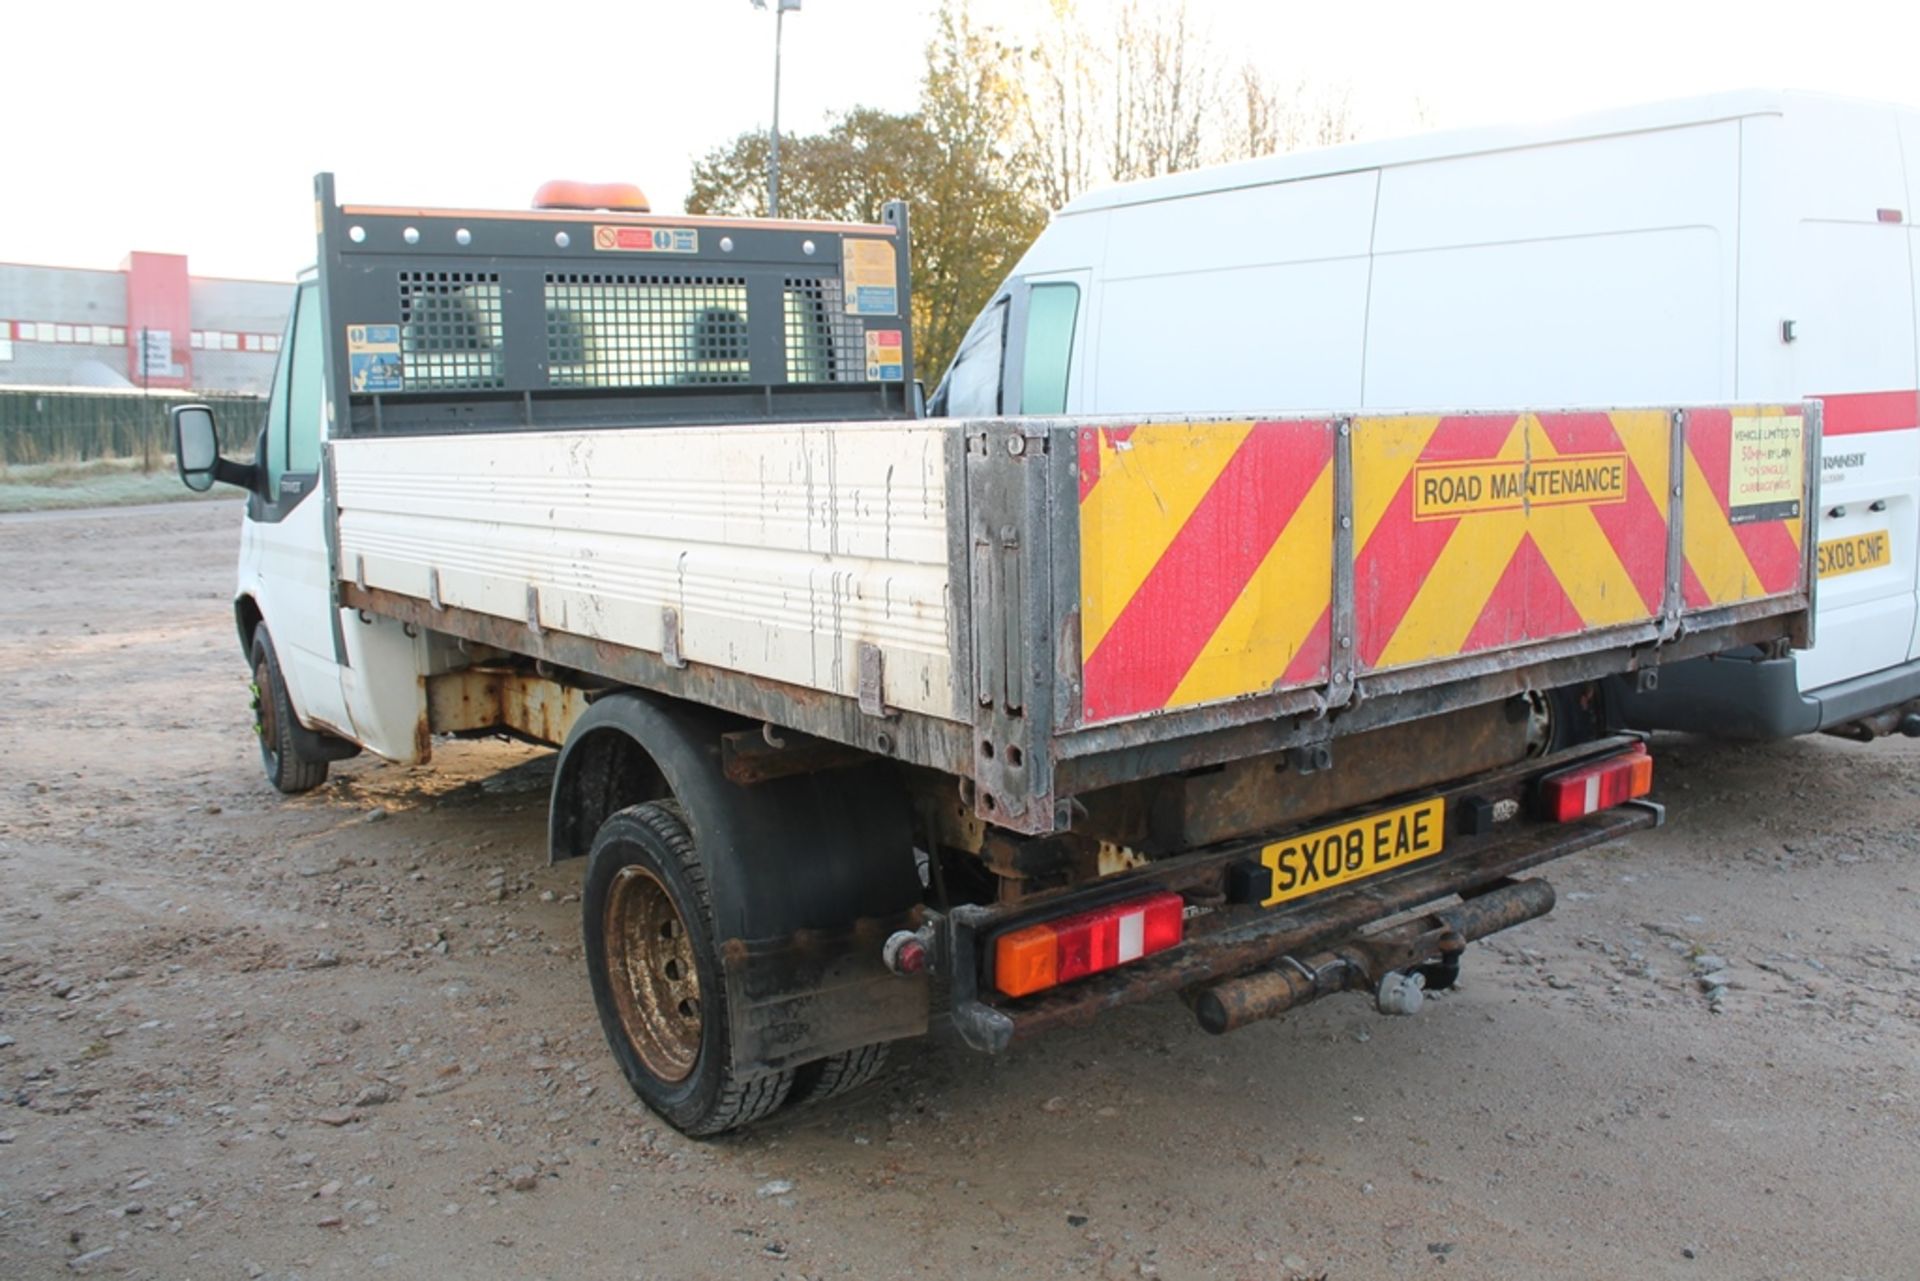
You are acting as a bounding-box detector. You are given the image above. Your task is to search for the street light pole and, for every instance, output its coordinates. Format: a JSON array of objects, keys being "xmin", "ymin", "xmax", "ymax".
[
  {"xmin": 753, "ymin": 0, "xmax": 801, "ymax": 217},
  {"xmin": 770, "ymin": 2, "xmax": 783, "ymax": 217}
]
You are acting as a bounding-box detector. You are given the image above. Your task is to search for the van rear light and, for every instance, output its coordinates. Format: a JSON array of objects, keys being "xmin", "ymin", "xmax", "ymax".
[
  {"xmin": 992, "ymin": 891, "xmax": 1185, "ymax": 998},
  {"xmin": 1539, "ymin": 743, "xmax": 1653, "ymax": 822}
]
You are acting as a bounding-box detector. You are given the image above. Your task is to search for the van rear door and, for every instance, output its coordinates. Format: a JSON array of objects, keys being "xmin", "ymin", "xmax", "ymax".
[
  {"xmin": 1783, "ymin": 102, "xmax": 1920, "ymax": 692},
  {"xmin": 1901, "ymin": 108, "xmax": 1920, "ymax": 666}
]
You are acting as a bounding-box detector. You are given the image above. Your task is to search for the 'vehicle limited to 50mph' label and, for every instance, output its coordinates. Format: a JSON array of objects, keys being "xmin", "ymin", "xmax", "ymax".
[{"xmin": 1259, "ymin": 797, "xmax": 1447, "ymax": 907}]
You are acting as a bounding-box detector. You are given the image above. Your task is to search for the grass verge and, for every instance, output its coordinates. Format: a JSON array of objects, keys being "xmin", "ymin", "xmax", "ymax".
[{"xmin": 0, "ymin": 457, "xmax": 233, "ymax": 513}]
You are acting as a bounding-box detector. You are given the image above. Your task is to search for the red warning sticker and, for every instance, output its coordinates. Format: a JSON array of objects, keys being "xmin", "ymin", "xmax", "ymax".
[
  {"xmin": 593, "ymin": 225, "xmax": 699, "ymax": 254},
  {"xmin": 865, "ymin": 329, "xmax": 903, "ymax": 381}
]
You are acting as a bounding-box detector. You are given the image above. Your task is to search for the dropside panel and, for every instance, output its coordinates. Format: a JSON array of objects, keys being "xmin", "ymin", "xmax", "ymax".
[
  {"xmin": 1353, "ymin": 409, "xmax": 1672, "ymax": 671},
  {"xmin": 1065, "ymin": 404, "xmax": 1812, "ymax": 730},
  {"xmin": 1075, "ymin": 419, "xmax": 1336, "ymax": 723},
  {"xmin": 331, "ymin": 420, "xmax": 958, "ymax": 720}
]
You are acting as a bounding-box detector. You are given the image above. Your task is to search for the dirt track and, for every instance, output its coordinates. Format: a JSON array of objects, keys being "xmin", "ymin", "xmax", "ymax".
[{"xmin": 2, "ymin": 501, "xmax": 1917, "ymax": 1280}]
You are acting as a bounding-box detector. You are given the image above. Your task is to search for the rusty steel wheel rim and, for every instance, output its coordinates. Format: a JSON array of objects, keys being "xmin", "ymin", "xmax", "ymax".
[
  {"xmin": 253, "ymin": 660, "xmax": 276, "ymax": 753},
  {"xmin": 603, "ymin": 864, "xmax": 702, "ymax": 1083}
]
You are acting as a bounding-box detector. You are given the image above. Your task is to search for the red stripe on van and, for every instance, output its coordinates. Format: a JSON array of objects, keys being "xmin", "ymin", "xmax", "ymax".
[{"xmin": 1820, "ymin": 390, "xmax": 1920, "ymax": 436}]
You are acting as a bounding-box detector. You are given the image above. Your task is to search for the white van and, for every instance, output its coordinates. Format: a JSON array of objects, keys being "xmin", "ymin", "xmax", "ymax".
[{"xmin": 933, "ymin": 89, "xmax": 1920, "ymax": 740}]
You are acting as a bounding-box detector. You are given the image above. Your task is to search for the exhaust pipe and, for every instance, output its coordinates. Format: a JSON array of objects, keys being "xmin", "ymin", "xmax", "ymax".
[{"xmin": 1191, "ymin": 877, "xmax": 1557, "ymax": 1035}]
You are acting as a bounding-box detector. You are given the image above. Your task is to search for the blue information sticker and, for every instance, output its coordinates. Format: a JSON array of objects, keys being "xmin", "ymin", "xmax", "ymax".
[
  {"xmin": 854, "ymin": 285, "xmax": 898, "ymax": 316},
  {"xmin": 347, "ymin": 324, "xmax": 404, "ymax": 393}
]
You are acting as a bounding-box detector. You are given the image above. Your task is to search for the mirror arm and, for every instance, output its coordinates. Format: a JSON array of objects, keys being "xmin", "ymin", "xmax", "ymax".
[{"xmin": 213, "ymin": 456, "xmax": 258, "ymax": 491}]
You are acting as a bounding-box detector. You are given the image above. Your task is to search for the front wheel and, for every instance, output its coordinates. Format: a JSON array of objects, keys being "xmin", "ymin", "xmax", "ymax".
[
  {"xmin": 582, "ymin": 801, "xmax": 793, "ymax": 1136},
  {"xmin": 250, "ymin": 628, "xmax": 328, "ymax": 795}
]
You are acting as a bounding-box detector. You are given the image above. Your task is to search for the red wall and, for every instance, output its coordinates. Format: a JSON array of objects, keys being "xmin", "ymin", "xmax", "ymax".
[{"xmin": 122, "ymin": 252, "xmax": 191, "ymax": 389}]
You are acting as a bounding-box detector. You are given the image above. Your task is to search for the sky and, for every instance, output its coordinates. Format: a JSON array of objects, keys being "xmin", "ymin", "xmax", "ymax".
[{"xmin": 7, "ymin": 0, "xmax": 1920, "ymax": 282}]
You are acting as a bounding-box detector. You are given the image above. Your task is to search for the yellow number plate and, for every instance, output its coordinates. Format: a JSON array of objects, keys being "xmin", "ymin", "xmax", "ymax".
[
  {"xmin": 1817, "ymin": 529, "xmax": 1891, "ymax": 579},
  {"xmin": 1260, "ymin": 797, "xmax": 1446, "ymax": 908}
]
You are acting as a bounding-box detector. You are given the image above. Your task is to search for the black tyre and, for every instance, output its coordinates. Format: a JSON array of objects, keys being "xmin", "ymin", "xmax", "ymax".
[
  {"xmin": 582, "ymin": 800, "xmax": 793, "ymax": 1136},
  {"xmin": 250, "ymin": 629, "xmax": 328, "ymax": 795},
  {"xmin": 788, "ymin": 1041, "xmax": 890, "ymax": 1108}
]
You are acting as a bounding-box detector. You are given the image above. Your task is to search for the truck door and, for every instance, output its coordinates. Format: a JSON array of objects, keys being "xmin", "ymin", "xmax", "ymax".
[{"xmin": 238, "ymin": 281, "xmax": 352, "ymax": 737}]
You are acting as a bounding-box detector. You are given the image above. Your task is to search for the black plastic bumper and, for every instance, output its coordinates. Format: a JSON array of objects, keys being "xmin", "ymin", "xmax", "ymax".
[{"xmin": 1609, "ymin": 649, "xmax": 1920, "ymax": 740}]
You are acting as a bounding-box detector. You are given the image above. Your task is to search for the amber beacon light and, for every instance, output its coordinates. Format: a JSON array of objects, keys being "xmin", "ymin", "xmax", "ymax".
[{"xmin": 532, "ymin": 180, "xmax": 652, "ymax": 213}]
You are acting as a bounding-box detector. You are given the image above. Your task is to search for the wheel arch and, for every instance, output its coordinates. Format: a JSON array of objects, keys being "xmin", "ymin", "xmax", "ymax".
[
  {"xmin": 234, "ymin": 594, "xmax": 263, "ymax": 664},
  {"xmin": 556, "ymin": 690, "xmax": 930, "ymax": 1081},
  {"xmin": 548, "ymin": 690, "xmax": 921, "ymax": 939}
]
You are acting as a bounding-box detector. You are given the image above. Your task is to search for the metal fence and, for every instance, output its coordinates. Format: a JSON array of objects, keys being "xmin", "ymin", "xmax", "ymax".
[{"xmin": 0, "ymin": 387, "xmax": 263, "ymax": 467}]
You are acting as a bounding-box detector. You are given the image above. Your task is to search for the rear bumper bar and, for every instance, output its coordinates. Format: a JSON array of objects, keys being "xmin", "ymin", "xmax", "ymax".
[
  {"xmin": 939, "ymin": 794, "xmax": 1660, "ymax": 1054},
  {"xmin": 1609, "ymin": 647, "xmax": 1920, "ymax": 740}
]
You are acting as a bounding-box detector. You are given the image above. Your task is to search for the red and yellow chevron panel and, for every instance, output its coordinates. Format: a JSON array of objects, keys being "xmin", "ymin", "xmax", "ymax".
[
  {"xmin": 1351, "ymin": 410, "xmax": 1672, "ymax": 670},
  {"xmin": 1074, "ymin": 406, "xmax": 1808, "ymax": 727},
  {"xmin": 1678, "ymin": 406, "xmax": 1806, "ymax": 606},
  {"xmin": 1078, "ymin": 420, "xmax": 1335, "ymax": 723}
]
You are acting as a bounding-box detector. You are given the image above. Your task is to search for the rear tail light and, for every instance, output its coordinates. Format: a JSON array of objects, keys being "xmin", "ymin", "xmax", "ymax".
[
  {"xmin": 992, "ymin": 891, "xmax": 1184, "ymax": 998},
  {"xmin": 1539, "ymin": 743, "xmax": 1653, "ymax": 822}
]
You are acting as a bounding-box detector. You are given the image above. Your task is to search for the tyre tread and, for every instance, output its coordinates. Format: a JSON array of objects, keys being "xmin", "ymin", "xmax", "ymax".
[
  {"xmin": 788, "ymin": 1042, "xmax": 890, "ymax": 1108},
  {"xmin": 252, "ymin": 631, "xmax": 328, "ymax": 795}
]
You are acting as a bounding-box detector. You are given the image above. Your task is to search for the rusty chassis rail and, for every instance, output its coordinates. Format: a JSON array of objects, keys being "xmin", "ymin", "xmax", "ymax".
[
  {"xmin": 346, "ymin": 580, "xmax": 1777, "ymax": 832},
  {"xmin": 933, "ymin": 734, "xmax": 1662, "ymax": 1053}
]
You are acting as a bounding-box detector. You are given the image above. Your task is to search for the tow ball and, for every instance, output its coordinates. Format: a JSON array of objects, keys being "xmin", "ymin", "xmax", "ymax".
[{"xmin": 1375, "ymin": 969, "xmax": 1427, "ymax": 1017}]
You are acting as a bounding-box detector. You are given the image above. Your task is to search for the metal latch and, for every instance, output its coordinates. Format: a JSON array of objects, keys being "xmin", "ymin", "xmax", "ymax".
[{"xmin": 858, "ymin": 641, "xmax": 889, "ymax": 718}]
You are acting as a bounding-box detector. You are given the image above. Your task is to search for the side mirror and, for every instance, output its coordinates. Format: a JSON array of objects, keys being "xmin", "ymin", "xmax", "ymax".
[{"xmin": 173, "ymin": 405, "xmax": 221, "ymax": 492}]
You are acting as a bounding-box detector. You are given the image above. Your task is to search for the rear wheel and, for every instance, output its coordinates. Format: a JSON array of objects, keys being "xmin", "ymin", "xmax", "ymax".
[
  {"xmin": 250, "ymin": 628, "xmax": 328, "ymax": 795},
  {"xmin": 582, "ymin": 800, "xmax": 793, "ymax": 1136}
]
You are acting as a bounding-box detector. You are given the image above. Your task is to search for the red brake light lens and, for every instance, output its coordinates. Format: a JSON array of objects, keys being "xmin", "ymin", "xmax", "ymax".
[
  {"xmin": 1539, "ymin": 743, "xmax": 1653, "ymax": 822},
  {"xmin": 991, "ymin": 891, "xmax": 1184, "ymax": 998}
]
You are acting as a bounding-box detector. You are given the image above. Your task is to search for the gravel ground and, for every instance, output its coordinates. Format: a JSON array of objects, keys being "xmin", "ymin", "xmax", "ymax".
[{"xmin": 2, "ymin": 501, "xmax": 1917, "ymax": 1281}]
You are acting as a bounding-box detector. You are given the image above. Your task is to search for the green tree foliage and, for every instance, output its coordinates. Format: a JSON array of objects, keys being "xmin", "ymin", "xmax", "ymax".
[{"xmin": 686, "ymin": 5, "xmax": 1045, "ymax": 380}]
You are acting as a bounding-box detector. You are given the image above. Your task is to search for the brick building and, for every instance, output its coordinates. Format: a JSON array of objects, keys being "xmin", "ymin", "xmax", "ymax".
[{"xmin": 0, "ymin": 253, "xmax": 293, "ymax": 395}]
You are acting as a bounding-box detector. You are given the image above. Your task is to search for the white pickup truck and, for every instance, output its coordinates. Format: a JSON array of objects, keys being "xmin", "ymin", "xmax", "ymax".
[{"xmin": 172, "ymin": 174, "xmax": 1817, "ymax": 1134}]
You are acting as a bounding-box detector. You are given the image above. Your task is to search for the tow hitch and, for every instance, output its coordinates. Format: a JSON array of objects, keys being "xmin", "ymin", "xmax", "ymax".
[{"xmin": 1189, "ymin": 877, "xmax": 1556, "ymax": 1034}]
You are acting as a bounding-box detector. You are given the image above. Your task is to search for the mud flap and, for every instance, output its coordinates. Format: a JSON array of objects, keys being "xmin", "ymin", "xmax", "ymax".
[{"xmin": 721, "ymin": 913, "xmax": 931, "ymax": 1075}]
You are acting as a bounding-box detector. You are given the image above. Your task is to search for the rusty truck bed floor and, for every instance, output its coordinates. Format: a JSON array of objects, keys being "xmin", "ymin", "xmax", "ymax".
[{"xmin": 2, "ymin": 500, "xmax": 1916, "ymax": 1280}]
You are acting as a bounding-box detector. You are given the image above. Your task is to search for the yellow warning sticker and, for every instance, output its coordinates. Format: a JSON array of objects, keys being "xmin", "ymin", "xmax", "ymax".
[
  {"xmin": 1729, "ymin": 411, "xmax": 1805, "ymax": 525},
  {"xmin": 1412, "ymin": 453, "xmax": 1628, "ymax": 521},
  {"xmin": 843, "ymin": 238, "xmax": 898, "ymax": 316}
]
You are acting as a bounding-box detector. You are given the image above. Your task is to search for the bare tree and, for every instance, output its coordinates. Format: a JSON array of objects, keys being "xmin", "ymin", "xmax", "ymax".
[
  {"xmin": 1107, "ymin": 1, "xmax": 1217, "ymax": 181},
  {"xmin": 1222, "ymin": 65, "xmax": 1359, "ymax": 161},
  {"xmin": 1014, "ymin": 0, "xmax": 1101, "ymax": 208}
]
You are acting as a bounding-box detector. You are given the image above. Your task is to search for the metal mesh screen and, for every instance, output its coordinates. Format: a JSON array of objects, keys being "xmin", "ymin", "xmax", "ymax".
[
  {"xmin": 397, "ymin": 271, "xmax": 504, "ymax": 390},
  {"xmin": 544, "ymin": 274, "xmax": 751, "ymax": 388},
  {"xmin": 783, "ymin": 276, "xmax": 868, "ymax": 384}
]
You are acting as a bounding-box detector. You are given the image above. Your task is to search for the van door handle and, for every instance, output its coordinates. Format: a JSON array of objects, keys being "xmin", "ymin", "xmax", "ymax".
[
  {"xmin": 1827, "ymin": 505, "xmax": 1846, "ymax": 519},
  {"xmin": 1870, "ymin": 499, "xmax": 1889, "ymax": 512}
]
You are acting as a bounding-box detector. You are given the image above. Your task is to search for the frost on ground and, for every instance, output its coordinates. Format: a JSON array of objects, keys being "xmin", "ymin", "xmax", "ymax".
[{"xmin": 1, "ymin": 502, "xmax": 1917, "ymax": 1279}]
